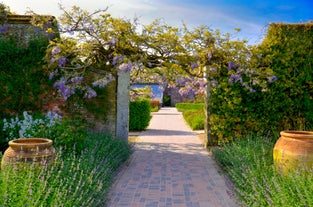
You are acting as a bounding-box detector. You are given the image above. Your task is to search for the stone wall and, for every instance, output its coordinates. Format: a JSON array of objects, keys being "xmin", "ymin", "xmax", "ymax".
[{"xmin": 2, "ymin": 14, "xmax": 129, "ymax": 140}]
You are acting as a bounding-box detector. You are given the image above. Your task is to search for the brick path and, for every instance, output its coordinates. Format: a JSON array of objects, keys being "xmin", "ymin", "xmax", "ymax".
[{"xmin": 105, "ymin": 107, "xmax": 237, "ymax": 207}]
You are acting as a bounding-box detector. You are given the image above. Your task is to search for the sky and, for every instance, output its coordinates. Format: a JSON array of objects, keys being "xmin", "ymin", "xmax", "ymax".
[{"xmin": 1, "ymin": 0, "xmax": 312, "ymax": 44}]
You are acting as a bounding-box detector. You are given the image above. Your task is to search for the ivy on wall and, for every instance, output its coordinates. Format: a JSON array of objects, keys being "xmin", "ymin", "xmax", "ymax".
[{"xmin": 0, "ymin": 35, "xmax": 50, "ymax": 117}]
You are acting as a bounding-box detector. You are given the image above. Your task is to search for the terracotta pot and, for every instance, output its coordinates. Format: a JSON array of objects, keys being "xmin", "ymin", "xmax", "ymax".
[
  {"xmin": 1, "ymin": 138, "xmax": 56, "ymax": 170},
  {"xmin": 273, "ymin": 131, "xmax": 313, "ymax": 175}
]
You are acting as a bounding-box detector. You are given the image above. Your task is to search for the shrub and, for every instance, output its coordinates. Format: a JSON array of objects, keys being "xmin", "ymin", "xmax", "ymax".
[
  {"xmin": 176, "ymin": 102, "xmax": 205, "ymax": 130},
  {"xmin": 0, "ymin": 133, "xmax": 131, "ymax": 206},
  {"xmin": 183, "ymin": 110, "xmax": 205, "ymax": 130},
  {"xmin": 34, "ymin": 118, "xmax": 88, "ymax": 153},
  {"xmin": 176, "ymin": 102, "xmax": 204, "ymax": 111},
  {"xmin": 129, "ymin": 99, "xmax": 151, "ymax": 131},
  {"xmin": 150, "ymin": 100, "xmax": 160, "ymax": 112}
]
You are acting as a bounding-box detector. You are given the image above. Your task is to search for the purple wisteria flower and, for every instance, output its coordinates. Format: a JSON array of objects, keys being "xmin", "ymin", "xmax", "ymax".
[
  {"xmin": 70, "ymin": 76, "xmax": 84, "ymax": 85},
  {"xmin": 268, "ymin": 76, "xmax": 278, "ymax": 83},
  {"xmin": 211, "ymin": 80, "xmax": 218, "ymax": 87},
  {"xmin": 84, "ymin": 86, "xmax": 97, "ymax": 99},
  {"xmin": 51, "ymin": 46, "xmax": 61, "ymax": 55},
  {"xmin": 50, "ymin": 58, "xmax": 56, "ymax": 64},
  {"xmin": 92, "ymin": 74, "xmax": 114, "ymax": 88},
  {"xmin": 66, "ymin": 29, "xmax": 74, "ymax": 36},
  {"xmin": 210, "ymin": 67, "xmax": 217, "ymax": 72},
  {"xmin": 53, "ymin": 77, "xmax": 75, "ymax": 100},
  {"xmin": 118, "ymin": 62, "xmax": 132, "ymax": 71},
  {"xmin": 228, "ymin": 61, "xmax": 235, "ymax": 71},
  {"xmin": 108, "ymin": 38, "xmax": 117, "ymax": 46},
  {"xmin": 191, "ymin": 62, "xmax": 198, "ymax": 70},
  {"xmin": 0, "ymin": 21, "xmax": 8, "ymax": 33},
  {"xmin": 112, "ymin": 56, "xmax": 119, "ymax": 65},
  {"xmin": 58, "ymin": 57, "xmax": 67, "ymax": 67},
  {"xmin": 49, "ymin": 69, "xmax": 58, "ymax": 80}
]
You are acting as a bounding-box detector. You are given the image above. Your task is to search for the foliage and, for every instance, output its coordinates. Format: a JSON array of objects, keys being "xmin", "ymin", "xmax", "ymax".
[
  {"xmin": 44, "ymin": 5, "xmax": 140, "ymax": 101},
  {"xmin": 0, "ymin": 133, "xmax": 131, "ymax": 207},
  {"xmin": 33, "ymin": 118, "xmax": 88, "ymax": 153},
  {"xmin": 256, "ymin": 23, "xmax": 313, "ymax": 131},
  {"xmin": 0, "ymin": 111, "xmax": 61, "ymax": 152},
  {"xmin": 213, "ymin": 135, "xmax": 313, "ymax": 206},
  {"xmin": 129, "ymin": 99, "xmax": 151, "ymax": 131},
  {"xmin": 176, "ymin": 102, "xmax": 205, "ymax": 130},
  {"xmin": 0, "ymin": 111, "xmax": 88, "ymax": 154},
  {"xmin": 176, "ymin": 102, "xmax": 204, "ymax": 111},
  {"xmin": 150, "ymin": 100, "xmax": 160, "ymax": 112},
  {"xmin": 0, "ymin": 36, "xmax": 50, "ymax": 118},
  {"xmin": 206, "ymin": 22, "xmax": 313, "ymax": 144}
]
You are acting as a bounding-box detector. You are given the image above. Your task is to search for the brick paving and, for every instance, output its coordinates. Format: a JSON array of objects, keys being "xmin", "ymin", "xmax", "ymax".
[{"xmin": 105, "ymin": 107, "xmax": 237, "ymax": 207}]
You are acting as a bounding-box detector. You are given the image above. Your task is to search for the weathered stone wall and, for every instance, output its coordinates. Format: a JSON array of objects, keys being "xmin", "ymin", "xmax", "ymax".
[{"xmin": 2, "ymin": 14, "xmax": 128, "ymax": 139}]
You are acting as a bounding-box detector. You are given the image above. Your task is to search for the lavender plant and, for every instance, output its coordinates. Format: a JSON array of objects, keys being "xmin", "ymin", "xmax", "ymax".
[
  {"xmin": 213, "ymin": 135, "xmax": 313, "ymax": 206},
  {"xmin": 0, "ymin": 133, "xmax": 131, "ymax": 206}
]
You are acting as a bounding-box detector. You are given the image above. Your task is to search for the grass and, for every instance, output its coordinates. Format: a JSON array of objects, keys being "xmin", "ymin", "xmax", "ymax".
[
  {"xmin": 176, "ymin": 102, "xmax": 205, "ymax": 130},
  {"xmin": 0, "ymin": 133, "xmax": 131, "ymax": 207},
  {"xmin": 212, "ymin": 135, "xmax": 313, "ymax": 207}
]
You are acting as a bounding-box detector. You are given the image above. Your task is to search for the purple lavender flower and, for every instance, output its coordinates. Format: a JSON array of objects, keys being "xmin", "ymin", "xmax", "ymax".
[
  {"xmin": 51, "ymin": 46, "xmax": 60, "ymax": 55},
  {"xmin": 58, "ymin": 57, "xmax": 66, "ymax": 67}
]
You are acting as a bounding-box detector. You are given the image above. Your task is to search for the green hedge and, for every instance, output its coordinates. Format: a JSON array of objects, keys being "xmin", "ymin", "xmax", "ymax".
[
  {"xmin": 208, "ymin": 22, "xmax": 313, "ymax": 143},
  {"xmin": 176, "ymin": 102, "xmax": 205, "ymax": 130},
  {"xmin": 176, "ymin": 102, "xmax": 204, "ymax": 111},
  {"xmin": 129, "ymin": 99, "xmax": 151, "ymax": 131}
]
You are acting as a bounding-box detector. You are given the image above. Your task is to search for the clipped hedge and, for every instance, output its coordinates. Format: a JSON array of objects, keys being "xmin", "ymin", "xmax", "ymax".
[
  {"xmin": 176, "ymin": 102, "xmax": 205, "ymax": 130},
  {"xmin": 176, "ymin": 102, "xmax": 204, "ymax": 111},
  {"xmin": 129, "ymin": 99, "xmax": 151, "ymax": 131}
]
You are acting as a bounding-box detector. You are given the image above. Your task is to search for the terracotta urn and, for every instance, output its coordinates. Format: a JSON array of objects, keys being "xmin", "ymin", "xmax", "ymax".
[
  {"xmin": 273, "ymin": 131, "xmax": 313, "ymax": 175},
  {"xmin": 1, "ymin": 138, "xmax": 56, "ymax": 170}
]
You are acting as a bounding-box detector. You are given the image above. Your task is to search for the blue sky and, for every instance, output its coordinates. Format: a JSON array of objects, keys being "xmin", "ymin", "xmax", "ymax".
[{"xmin": 2, "ymin": 0, "xmax": 312, "ymax": 44}]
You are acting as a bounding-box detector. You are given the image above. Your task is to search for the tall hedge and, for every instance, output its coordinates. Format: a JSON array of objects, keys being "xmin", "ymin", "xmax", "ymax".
[
  {"xmin": 258, "ymin": 23, "xmax": 313, "ymax": 131},
  {"xmin": 208, "ymin": 22, "xmax": 313, "ymax": 144},
  {"xmin": 129, "ymin": 99, "xmax": 151, "ymax": 131}
]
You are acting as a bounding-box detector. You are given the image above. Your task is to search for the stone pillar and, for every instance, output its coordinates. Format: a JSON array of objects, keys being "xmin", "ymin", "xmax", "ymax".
[{"xmin": 116, "ymin": 70, "xmax": 130, "ymax": 141}]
